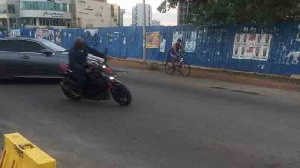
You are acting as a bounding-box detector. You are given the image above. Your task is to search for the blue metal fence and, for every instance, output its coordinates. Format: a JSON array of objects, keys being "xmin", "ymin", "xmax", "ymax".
[{"xmin": 1, "ymin": 24, "xmax": 300, "ymax": 76}]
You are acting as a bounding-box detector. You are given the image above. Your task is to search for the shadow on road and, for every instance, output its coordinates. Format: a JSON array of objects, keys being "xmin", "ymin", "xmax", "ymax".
[
  {"xmin": 51, "ymin": 98, "xmax": 135, "ymax": 115},
  {"xmin": 0, "ymin": 78, "xmax": 61, "ymax": 85},
  {"xmin": 58, "ymin": 98, "xmax": 132, "ymax": 109}
]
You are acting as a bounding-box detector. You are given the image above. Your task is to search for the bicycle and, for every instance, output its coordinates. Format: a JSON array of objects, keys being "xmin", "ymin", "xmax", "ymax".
[{"xmin": 164, "ymin": 50, "xmax": 191, "ymax": 77}]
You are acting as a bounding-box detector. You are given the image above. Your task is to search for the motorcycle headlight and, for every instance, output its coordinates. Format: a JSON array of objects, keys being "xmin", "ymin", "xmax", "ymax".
[
  {"xmin": 102, "ymin": 65, "xmax": 107, "ymax": 69},
  {"xmin": 109, "ymin": 76, "xmax": 115, "ymax": 80}
]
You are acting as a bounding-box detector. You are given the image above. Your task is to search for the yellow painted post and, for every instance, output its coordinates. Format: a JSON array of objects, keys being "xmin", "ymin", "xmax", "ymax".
[{"xmin": 0, "ymin": 132, "xmax": 56, "ymax": 168}]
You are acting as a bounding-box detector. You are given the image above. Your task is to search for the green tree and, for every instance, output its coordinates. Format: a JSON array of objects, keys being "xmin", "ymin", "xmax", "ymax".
[{"xmin": 157, "ymin": 0, "xmax": 300, "ymax": 26}]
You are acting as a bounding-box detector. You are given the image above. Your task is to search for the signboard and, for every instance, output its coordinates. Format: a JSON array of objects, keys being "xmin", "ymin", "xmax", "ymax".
[
  {"xmin": 42, "ymin": 11, "xmax": 64, "ymax": 18},
  {"xmin": 19, "ymin": 10, "xmax": 70, "ymax": 19},
  {"xmin": 232, "ymin": 33, "xmax": 272, "ymax": 61},
  {"xmin": 146, "ymin": 32, "xmax": 160, "ymax": 48}
]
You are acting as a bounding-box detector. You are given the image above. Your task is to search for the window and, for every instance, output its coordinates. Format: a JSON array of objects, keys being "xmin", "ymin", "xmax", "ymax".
[
  {"xmin": 0, "ymin": 40, "xmax": 19, "ymax": 52},
  {"xmin": 0, "ymin": 5, "xmax": 7, "ymax": 14},
  {"xmin": 39, "ymin": 39, "xmax": 66, "ymax": 52},
  {"xmin": 20, "ymin": 1, "xmax": 69, "ymax": 12},
  {"xmin": 23, "ymin": 18, "xmax": 35, "ymax": 25},
  {"xmin": 38, "ymin": 18, "xmax": 68, "ymax": 26},
  {"xmin": 7, "ymin": 5, "xmax": 15, "ymax": 13},
  {"xmin": 19, "ymin": 40, "xmax": 45, "ymax": 53}
]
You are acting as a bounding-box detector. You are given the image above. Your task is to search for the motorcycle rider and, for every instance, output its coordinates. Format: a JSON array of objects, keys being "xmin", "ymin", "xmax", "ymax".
[{"xmin": 68, "ymin": 37, "xmax": 110, "ymax": 97}]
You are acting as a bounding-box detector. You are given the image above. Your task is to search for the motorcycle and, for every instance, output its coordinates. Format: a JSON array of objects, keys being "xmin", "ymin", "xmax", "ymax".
[{"xmin": 59, "ymin": 51, "xmax": 132, "ymax": 106}]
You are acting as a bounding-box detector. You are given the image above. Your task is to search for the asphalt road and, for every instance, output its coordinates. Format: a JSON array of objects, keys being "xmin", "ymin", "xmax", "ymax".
[{"xmin": 1, "ymin": 67, "xmax": 300, "ymax": 168}]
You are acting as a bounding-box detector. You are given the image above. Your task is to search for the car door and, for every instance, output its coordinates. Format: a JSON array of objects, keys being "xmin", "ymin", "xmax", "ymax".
[
  {"xmin": 18, "ymin": 40, "xmax": 48, "ymax": 77},
  {"xmin": 0, "ymin": 39, "xmax": 24, "ymax": 78},
  {"xmin": 43, "ymin": 53, "xmax": 69, "ymax": 77},
  {"xmin": 37, "ymin": 39, "xmax": 69, "ymax": 77}
]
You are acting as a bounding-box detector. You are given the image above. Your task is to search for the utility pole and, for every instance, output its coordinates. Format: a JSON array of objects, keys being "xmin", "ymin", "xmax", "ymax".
[
  {"xmin": 142, "ymin": 0, "xmax": 146, "ymax": 62},
  {"xmin": 6, "ymin": 1, "xmax": 10, "ymax": 36},
  {"xmin": 6, "ymin": 17, "xmax": 10, "ymax": 35}
]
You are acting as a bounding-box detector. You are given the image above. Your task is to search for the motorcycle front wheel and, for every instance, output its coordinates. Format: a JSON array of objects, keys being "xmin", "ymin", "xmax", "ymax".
[{"xmin": 110, "ymin": 82, "xmax": 132, "ymax": 106}]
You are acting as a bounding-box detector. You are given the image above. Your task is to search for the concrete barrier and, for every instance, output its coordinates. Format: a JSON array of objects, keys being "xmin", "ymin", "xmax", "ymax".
[{"xmin": 0, "ymin": 132, "xmax": 56, "ymax": 168}]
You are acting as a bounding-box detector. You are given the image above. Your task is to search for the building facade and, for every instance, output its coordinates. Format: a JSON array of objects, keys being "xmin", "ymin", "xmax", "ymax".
[
  {"xmin": 132, "ymin": 3, "xmax": 152, "ymax": 26},
  {"xmin": 120, "ymin": 9, "xmax": 125, "ymax": 26},
  {"xmin": 177, "ymin": 0, "xmax": 194, "ymax": 25},
  {"xmin": 151, "ymin": 20, "xmax": 160, "ymax": 26},
  {"xmin": 0, "ymin": 0, "xmax": 72, "ymax": 29},
  {"xmin": 111, "ymin": 4, "xmax": 119, "ymax": 26},
  {"xmin": 73, "ymin": 0, "xmax": 113, "ymax": 28},
  {"xmin": 0, "ymin": 0, "xmax": 123, "ymax": 29},
  {"xmin": 110, "ymin": 4, "xmax": 125, "ymax": 27}
]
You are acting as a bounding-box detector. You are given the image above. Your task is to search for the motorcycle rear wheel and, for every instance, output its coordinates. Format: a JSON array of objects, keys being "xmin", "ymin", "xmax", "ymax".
[{"xmin": 61, "ymin": 79, "xmax": 81, "ymax": 101}]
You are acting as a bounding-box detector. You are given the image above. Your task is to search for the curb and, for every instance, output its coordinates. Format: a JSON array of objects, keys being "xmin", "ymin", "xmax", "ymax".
[
  {"xmin": 110, "ymin": 58, "xmax": 300, "ymax": 91},
  {"xmin": 113, "ymin": 58, "xmax": 300, "ymax": 82}
]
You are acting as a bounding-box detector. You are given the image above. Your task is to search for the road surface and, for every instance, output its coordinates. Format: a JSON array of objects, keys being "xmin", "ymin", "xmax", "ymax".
[{"xmin": 0, "ymin": 67, "xmax": 300, "ymax": 168}]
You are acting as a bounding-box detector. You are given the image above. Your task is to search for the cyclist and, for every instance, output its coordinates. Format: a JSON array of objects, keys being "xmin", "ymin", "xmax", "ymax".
[{"xmin": 169, "ymin": 39, "xmax": 182, "ymax": 64}]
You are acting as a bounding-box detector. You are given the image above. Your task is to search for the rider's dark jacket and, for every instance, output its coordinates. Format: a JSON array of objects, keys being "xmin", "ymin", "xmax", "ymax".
[
  {"xmin": 68, "ymin": 46, "xmax": 105, "ymax": 71},
  {"xmin": 68, "ymin": 45, "xmax": 106, "ymax": 93}
]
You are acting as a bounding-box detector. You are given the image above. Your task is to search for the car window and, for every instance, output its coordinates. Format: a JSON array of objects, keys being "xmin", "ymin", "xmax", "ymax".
[
  {"xmin": 0, "ymin": 40, "xmax": 19, "ymax": 52},
  {"xmin": 19, "ymin": 40, "xmax": 46, "ymax": 53},
  {"xmin": 39, "ymin": 39, "xmax": 66, "ymax": 52}
]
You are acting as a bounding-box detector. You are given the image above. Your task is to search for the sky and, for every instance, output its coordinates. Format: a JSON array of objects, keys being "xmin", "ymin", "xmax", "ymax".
[{"xmin": 107, "ymin": 0, "xmax": 178, "ymax": 26}]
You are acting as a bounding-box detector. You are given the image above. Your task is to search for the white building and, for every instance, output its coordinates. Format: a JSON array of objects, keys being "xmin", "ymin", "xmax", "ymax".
[
  {"xmin": 151, "ymin": 20, "xmax": 160, "ymax": 26},
  {"xmin": 132, "ymin": 3, "xmax": 152, "ymax": 26},
  {"xmin": 73, "ymin": 0, "xmax": 113, "ymax": 28}
]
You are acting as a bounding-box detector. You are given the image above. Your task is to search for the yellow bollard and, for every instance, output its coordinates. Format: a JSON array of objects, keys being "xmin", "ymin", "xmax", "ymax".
[{"xmin": 0, "ymin": 132, "xmax": 56, "ymax": 168}]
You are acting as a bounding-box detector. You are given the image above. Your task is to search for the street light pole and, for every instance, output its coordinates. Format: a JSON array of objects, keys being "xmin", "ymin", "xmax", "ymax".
[{"xmin": 142, "ymin": 0, "xmax": 146, "ymax": 62}]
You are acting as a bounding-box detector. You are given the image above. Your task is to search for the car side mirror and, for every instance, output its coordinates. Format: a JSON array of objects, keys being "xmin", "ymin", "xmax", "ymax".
[{"xmin": 41, "ymin": 49, "xmax": 53, "ymax": 56}]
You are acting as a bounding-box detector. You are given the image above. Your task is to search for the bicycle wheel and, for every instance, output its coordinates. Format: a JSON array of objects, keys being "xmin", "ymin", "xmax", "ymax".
[
  {"xmin": 180, "ymin": 62, "xmax": 191, "ymax": 77},
  {"xmin": 165, "ymin": 61, "xmax": 174, "ymax": 75}
]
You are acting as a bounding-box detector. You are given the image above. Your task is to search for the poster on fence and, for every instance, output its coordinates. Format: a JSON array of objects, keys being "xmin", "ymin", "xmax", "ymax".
[
  {"xmin": 108, "ymin": 32, "xmax": 113, "ymax": 43},
  {"xmin": 296, "ymin": 33, "xmax": 300, "ymax": 42},
  {"xmin": 172, "ymin": 31, "xmax": 184, "ymax": 45},
  {"xmin": 84, "ymin": 29, "xmax": 98, "ymax": 36},
  {"xmin": 185, "ymin": 31, "xmax": 197, "ymax": 52},
  {"xmin": 9, "ymin": 29, "xmax": 20, "ymax": 37},
  {"xmin": 146, "ymin": 32, "xmax": 160, "ymax": 48},
  {"xmin": 160, "ymin": 38, "xmax": 166, "ymax": 52},
  {"xmin": 55, "ymin": 31, "xmax": 61, "ymax": 45},
  {"xmin": 232, "ymin": 33, "xmax": 272, "ymax": 61},
  {"xmin": 35, "ymin": 28, "xmax": 49, "ymax": 39},
  {"xmin": 48, "ymin": 30, "xmax": 55, "ymax": 42},
  {"xmin": 114, "ymin": 32, "xmax": 119, "ymax": 41}
]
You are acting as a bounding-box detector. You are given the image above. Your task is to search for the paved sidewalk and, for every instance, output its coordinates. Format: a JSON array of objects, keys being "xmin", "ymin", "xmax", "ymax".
[{"xmin": 110, "ymin": 58, "xmax": 300, "ymax": 92}]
